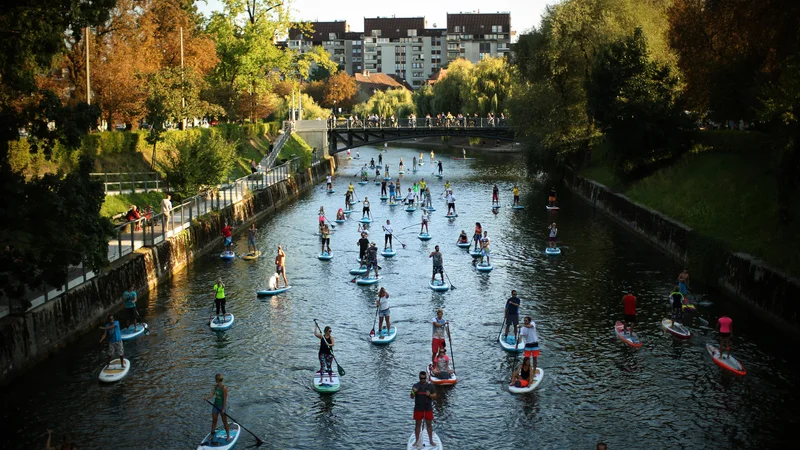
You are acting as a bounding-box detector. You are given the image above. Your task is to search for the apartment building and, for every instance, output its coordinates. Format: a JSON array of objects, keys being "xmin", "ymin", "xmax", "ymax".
[
  {"xmin": 446, "ymin": 13, "xmax": 512, "ymax": 62},
  {"xmin": 287, "ymin": 21, "xmax": 350, "ymax": 69}
]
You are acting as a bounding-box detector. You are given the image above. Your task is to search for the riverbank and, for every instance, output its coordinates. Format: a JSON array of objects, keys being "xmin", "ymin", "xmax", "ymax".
[
  {"xmin": 565, "ymin": 167, "xmax": 800, "ymax": 333},
  {"xmin": 0, "ymin": 155, "xmax": 334, "ymax": 385}
]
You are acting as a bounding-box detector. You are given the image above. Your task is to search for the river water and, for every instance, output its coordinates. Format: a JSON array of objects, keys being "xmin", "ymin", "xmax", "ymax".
[{"xmin": 7, "ymin": 146, "xmax": 798, "ymax": 449}]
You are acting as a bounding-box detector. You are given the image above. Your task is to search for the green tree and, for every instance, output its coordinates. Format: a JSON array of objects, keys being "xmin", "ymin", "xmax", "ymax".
[
  {"xmin": 165, "ymin": 131, "xmax": 238, "ymax": 198},
  {"xmin": 412, "ymin": 85, "xmax": 435, "ymax": 117},
  {"xmin": 354, "ymin": 89, "xmax": 416, "ymax": 119}
]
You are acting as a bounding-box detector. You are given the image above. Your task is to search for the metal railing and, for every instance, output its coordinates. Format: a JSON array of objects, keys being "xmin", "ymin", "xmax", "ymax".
[
  {"xmin": 90, "ymin": 172, "xmax": 165, "ymax": 195},
  {"xmin": 327, "ymin": 117, "xmax": 509, "ymax": 130},
  {"xmin": 1, "ymin": 157, "xmax": 300, "ymax": 319},
  {"xmin": 263, "ymin": 121, "xmax": 295, "ymax": 170}
]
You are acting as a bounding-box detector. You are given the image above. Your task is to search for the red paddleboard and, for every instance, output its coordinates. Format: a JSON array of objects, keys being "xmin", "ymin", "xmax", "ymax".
[
  {"xmin": 706, "ymin": 343, "xmax": 746, "ymax": 376},
  {"xmin": 615, "ymin": 321, "xmax": 642, "ymax": 348}
]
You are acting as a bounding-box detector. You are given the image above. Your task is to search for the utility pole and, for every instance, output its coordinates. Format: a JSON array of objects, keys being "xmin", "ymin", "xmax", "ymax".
[
  {"xmin": 85, "ymin": 27, "xmax": 91, "ymax": 105},
  {"xmin": 181, "ymin": 27, "xmax": 187, "ymax": 130}
]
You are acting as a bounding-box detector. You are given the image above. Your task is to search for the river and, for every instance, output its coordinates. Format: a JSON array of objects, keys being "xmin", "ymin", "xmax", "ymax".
[{"xmin": 7, "ymin": 145, "xmax": 798, "ymax": 449}]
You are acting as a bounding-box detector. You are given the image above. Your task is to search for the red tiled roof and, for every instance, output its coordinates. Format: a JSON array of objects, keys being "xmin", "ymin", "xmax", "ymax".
[
  {"xmin": 426, "ymin": 69, "xmax": 448, "ymax": 85},
  {"xmin": 354, "ymin": 72, "xmax": 411, "ymax": 91},
  {"xmin": 446, "ymin": 13, "xmax": 510, "ymax": 35},
  {"xmin": 364, "ymin": 17, "xmax": 426, "ymax": 39},
  {"xmin": 289, "ymin": 21, "xmax": 348, "ymax": 43}
]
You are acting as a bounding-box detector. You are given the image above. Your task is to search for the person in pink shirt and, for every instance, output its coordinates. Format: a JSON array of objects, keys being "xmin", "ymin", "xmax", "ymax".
[{"xmin": 717, "ymin": 316, "xmax": 734, "ymax": 358}]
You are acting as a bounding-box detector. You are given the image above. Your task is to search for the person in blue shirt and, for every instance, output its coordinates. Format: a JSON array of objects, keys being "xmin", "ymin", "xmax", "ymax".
[
  {"xmin": 99, "ymin": 313, "xmax": 125, "ymax": 369},
  {"xmin": 122, "ymin": 284, "xmax": 142, "ymax": 331}
]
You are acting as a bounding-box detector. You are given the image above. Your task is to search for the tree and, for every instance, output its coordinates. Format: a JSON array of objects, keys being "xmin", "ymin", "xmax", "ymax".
[
  {"xmin": 323, "ymin": 71, "xmax": 357, "ymax": 110},
  {"xmin": 165, "ymin": 131, "xmax": 237, "ymax": 198},
  {"xmin": 431, "ymin": 59, "xmax": 474, "ymax": 114},
  {"xmin": 354, "ymin": 89, "xmax": 415, "ymax": 119}
]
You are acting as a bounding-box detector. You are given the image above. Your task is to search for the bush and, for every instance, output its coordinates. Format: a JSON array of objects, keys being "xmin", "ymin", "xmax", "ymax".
[{"xmin": 165, "ymin": 132, "xmax": 237, "ymax": 198}]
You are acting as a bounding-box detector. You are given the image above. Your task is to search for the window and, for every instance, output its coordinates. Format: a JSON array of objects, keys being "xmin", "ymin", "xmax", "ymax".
[
  {"xmin": 453, "ymin": 25, "xmax": 461, "ymax": 32},
  {"xmin": 356, "ymin": 65, "xmax": 362, "ymax": 70},
  {"xmin": 334, "ymin": 49, "xmax": 344, "ymax": 55},
  {"xmin": 407, "ymin": 29, "xmax": 417, "ymax": 37},
  {"xmin": 491, "ymin": 25, "xmax": 502, "ymax": 33},
  {"xmin": 412, "ymin": 46, "xmax": 423, "ymax": 52},
  {"xmin": 352, "ymin": 57, "xmax": 362, "ymax": 62},
  {"xmin": 447, "ymin": 43, "xmax": 458, "ymax": 50},
  {"xmin": 352, "ymin": 40, "xmax": 362, "ymax": 45},
  {"xmin": 353, "ymin": 48, "xmax": 362, "ymax": 54},
  {"xmin": 412, "ymin": 71, "xmax": 424, "ymax": 78},
  {"xmin": 479, "ymin": 42, "xmax": 491, "ymax": 53},
  {"xmin": 329, "ymin": 32, "xmax": 337, "ymax": 40},
  {"xmin": 372, "ymin": 30, "xmax": 381, "ymax": 37},
  {"xmin": 377, "ymin": 38, "xmax": 388, "ymax": 43},
  {"xmin": 412, "ymin": 62, "xmax": 423, "ymax": 69}
]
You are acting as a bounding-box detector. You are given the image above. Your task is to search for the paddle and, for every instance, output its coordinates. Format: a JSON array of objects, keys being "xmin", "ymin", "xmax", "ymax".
[
  {"xmin": 313, "ymin": 319, "xmax": 346, "ymax": 376},
  {"xmin": 390, "ymin": 233, "xmax": 407, "ymax": 249},
  {"xmin": 446, "ymin": 323, "xmax": 456, "ymax": 374},
  {"xmin": 497, "ymin": 316, "xmax": 506, "ymax": 342},
  {"xmin": 444, "ymin": 269, "xmax": 457, "ymax": 290},
  {"xmin": 323, "ymin": 215, "xmax": 336, "ymax": 229},
  {"xmin": 509, "ymin": 329, "xmax": 522, "ymax": 382},
  {"xmin": 204, "ymin": 399, "xmax": 264, "ymax": 446},
  {"xmin": 369, "ymin": 304, "xmax": 379, "ymax": 337}
]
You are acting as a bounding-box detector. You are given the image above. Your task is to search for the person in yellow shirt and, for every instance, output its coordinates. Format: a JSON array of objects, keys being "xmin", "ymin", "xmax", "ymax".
[
  {"xmin": 419, "ymin": 178, "xmax": 427, "ymax": 191},
  {"xmin": 512, "ymin": 185, "xmax": 520, "ymax": 207}
]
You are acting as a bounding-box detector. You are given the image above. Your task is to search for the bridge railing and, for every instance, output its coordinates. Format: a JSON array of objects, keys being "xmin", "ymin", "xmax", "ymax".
[
  {"xmin": 90, "ymin": 171, "xmax": 165, "ymax": 195},
  {"xmin": 327, "ymin": 117, "xmax": 508, "ymax": 130}
]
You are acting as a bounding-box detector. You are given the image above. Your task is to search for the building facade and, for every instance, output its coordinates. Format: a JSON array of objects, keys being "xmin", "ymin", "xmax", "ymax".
[
  {"xmin": 446, "ymin": 13, "xmax": 512, "ymax": 63},
  {"xmin": 287, "ymin": 21, "xmax": 350, "ymax": 69}
]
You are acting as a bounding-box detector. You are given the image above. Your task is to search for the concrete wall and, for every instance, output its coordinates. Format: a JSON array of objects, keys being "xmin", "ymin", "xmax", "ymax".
[
  {"xmin": 0, "ymin": 159, "xmax": 335, "ymax": 385},
  {"xmin": 565, "ymin": 169, "xmax": 800, "ymax": 333},
  {"xmin": 294, "ymin": 120, "xmax": 330, "ymax": 159}
]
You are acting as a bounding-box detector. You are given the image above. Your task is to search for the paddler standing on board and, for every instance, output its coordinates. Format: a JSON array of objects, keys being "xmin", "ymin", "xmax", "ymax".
[
  {"xmin": 221, "ymin": 221, "xmax": 233, "ymax": 253},
  {"xmin": 203, "ymin": 374, "xmax": 231, "ymax": 444},
  {"xmin": 479, "ymin": 231, "xmax": 491, "ymax": 266},
  {"xmin": 429, "ymin": 245, "xmax": 444, "ymax": 285},
  {"xmin": 548, "ymin": 223, "xmax": 558, "ymax": 249},
  {"xmin": 411, "ymin": 371, "xmax": 437, "ymax": 449},
  {"xmin": 504, "ymin": 290, "xmax": 520, "ymax": 339},
  {"xmin": 437, "ymin": 160, "xmax": 443, "ymax": 175},
  {"xmin": 669, "ymin": 286, "xmax": 684, "ymax": 323},
  {"xmin": 431, "ymin": 309, "xmax": 448, "ymax": 362},
  {"xmin": 519, "ymin": 316, "xmax": 540, "ymax": 375},
  {"xmin": 213, "ymin": 279, "xmax": 227, "ymax": 319},
  {"xmin": 677, "ymin": 269, "xmax": 690, "ymax": 297},
  {"xmin": 548, "ymin": 187, "xmax": 557, "ymax": 207},
  {"xmin": 512, "ymin": 185, "xmax": 520, "ymax": 207},
  {"xmin": 717, "ymin": 315, "xmax": 734, "ymax": 358},
  {"xmin": 98, "ymin": 313, "xmax": 124, "ymax": 369},
  {"xmin": 445, "ymin": 189, "xmax": 457, "ymax": 216},
  {"xmin": 314, "ymin": 325, "xmax": 336, "ymax": 383},
  {"xmin": 430, "ymin": 150, "xmax": 435, "ymax": 163},
  {"xmin": 276, "ymin": 245, "xmax": 288, "ymax": 288},
  {"xmin": 462, "ymin": 148, "xmax": 466, "ymax": 159},
  {"xmin": 622, "ymin": 289, "xmax": 637, "ymax": 336}
]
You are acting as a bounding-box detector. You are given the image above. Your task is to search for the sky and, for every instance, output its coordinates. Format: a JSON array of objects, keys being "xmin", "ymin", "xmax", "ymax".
[{"xmin": 196, "ymin": 0, "xmax": 557, "ymax": 39}]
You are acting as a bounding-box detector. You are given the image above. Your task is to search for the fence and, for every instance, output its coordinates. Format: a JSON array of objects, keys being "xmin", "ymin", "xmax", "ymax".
[
  {"xmin": 1, "ymin": 157, "xmax": 300, "ymax": 319},
  {"xmin": 328, "ymin": 117, "xmax": 509, "ymax": 129},
  {"xmin": 262, "ymin": 121, "xmax": 294, "ymax": 170},
  {"xmin": 90, "ymin": 172, "xmax": 165, "ymax": 195}
]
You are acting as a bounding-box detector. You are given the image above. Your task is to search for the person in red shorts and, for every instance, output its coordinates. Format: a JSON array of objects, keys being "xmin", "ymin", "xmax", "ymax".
[
  {"xmin": 519, "ymin": 316, "xmax": 540, "ymax": 375},
  {"xmin": 431, "ymin": 309, "xmax": 447, "ymax": 362},
  {"xmin": 622, "ymin": 289, "xmax": 637, "ymax": 335},
  {"xmin": 411, "ymin": 371, "xmax": 437, "ymax": 448}
]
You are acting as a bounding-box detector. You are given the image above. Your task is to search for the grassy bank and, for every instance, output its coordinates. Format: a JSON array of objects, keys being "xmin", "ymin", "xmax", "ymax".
[
  {"xmin": 580, "ymin": 131, "xmax": 800, "ymax": 276},
  {"xmin": 100, "ymin": 192, "xmax": 167, "ymax": 219}
]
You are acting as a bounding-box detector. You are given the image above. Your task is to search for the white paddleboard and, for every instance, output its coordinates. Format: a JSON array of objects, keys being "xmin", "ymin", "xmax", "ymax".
[
  {"xmin": 257, "ymin": 286, "xmax": 292, "ymax": 296},
  {"xmin": 210, "ymin": 314, "xmax": 235, "ymax": 331},
  {"xmin": 508, "ymin": 368, "xmax": 544, "ymax": 394},
  {"xmin": 356, "ymin": 276, "xmax": 382, "ymax": 285},
  {"xmin": 313, "ymin": 371, "xmax": 341, "ymax": 393},
  {"xmin": 546, "ymin": 205, "xmax": 560, "ymax": 210},
  {"xmin": 370, "ymin": 326, "xmax": 397, "ymax": 345},
  {"xmin": 545, "ymin": 247, "xmax": 561, "ymax": 255},
  {"xmin": 219, "ymin": 251, "xmax": 236, "ymax": 260},
  {"xmin": 615, "ymin": 321, "xmax": 642, "ymax": 348},
  {"xmin": 661, "ymin": 318, "xmax": 692, "ymax": 339},
  {"xmin": 197, "ymin": 423, "xmax": 240, "ymax": 450},
  {"xmin": 498, "ymin": 334, "xmax": 525, "ymax": 353},
  {"xmin": 120, "ymin": 323, "xmax": 148, "ymax": 341},
  {"xmin": 429, "ymin": 280, "xmax": 449, "ymax": 291},
  {"xmin": 418, "ymin": 233, "xmax": 432, "ymax": 241},
  {"xmin": 98, "ymin": 358, "xmax": 131, "ymax": 383}
]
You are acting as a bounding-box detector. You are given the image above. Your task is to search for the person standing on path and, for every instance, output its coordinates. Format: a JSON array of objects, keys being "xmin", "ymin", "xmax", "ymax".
[
  {"xmin": 411, "ymin": 371, "xmax": 437, "ymax": 449},
  {"xmin": 314, "ymin": 325, "xmax": 336, "ymax": 383},
  {"xmin": 548, "ymin": 223, "xmax": 558, "ymax": 249},
  {"xmin": 376, "ymin": 287, "xmax": 391, "ymax": 334},
  {"xmin": 98, "ymin": 313, "xmax": 124, "ymax": 369},
  {"xmin": 357, "ymin": 232, "xmax": 370, "ymax": 263},
  {"xmin": 504, "ymin": 290, "xmax": 520, "ymax": 339},
  {"xmin": 429, "ymin": 245, "xmax": 444, "ymax": 285},
  {"xmin": 221, "ymin": 222, "xmax": 233, "ymax": 253},
  {"xmin": 203, "ymin": 374, "xmax": 231, "ymax": 444},
  {"xmin": 250, "ymin": 159, "xmax": 257, "ymax": 174},
  {"xmin": 160, "ymin": 194, "xmax": 173, "ymax": 230},
  {"xmin": 431, "ymin": 309, "xmax": 448, "ymax": 362},
  {"xmin": 123, "ymin": 284, "xmax": 142, "ymax": 331},
  {"xmin": 677, "ymin": 269, "xmax": 690, "ymax": 296},
  {"xmin": 246, "ymin": 224, "xmax": 257, "ymax": 255},
  {"xmin": 276, "ymin": 245, "xmax": 289, "ymax": 288},
  {"xmin": 382, "ymin": 220, "xmax": 393, "ymax": 250},
  {"xmin": 622, "ymin": 290, "xmax": 637, "ymax": 336},
  {"xmin": 717, "ymin": 315, "xmax": 734, "ymax": 358}
]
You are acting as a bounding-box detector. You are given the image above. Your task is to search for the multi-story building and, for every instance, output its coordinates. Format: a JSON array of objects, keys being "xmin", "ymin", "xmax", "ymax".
[
  {"xmin": 446, "ymin": 13, "xmax": 512, "ymax": 62},
  {"xmin": 287, "ymin": 21, "xmax": 350, "ymax": 70}
]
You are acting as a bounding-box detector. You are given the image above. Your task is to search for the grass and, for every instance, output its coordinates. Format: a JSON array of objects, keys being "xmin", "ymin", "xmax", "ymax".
[
  {"xmin": 100, "ymin": 191, "xmax": 167, "ymax": 219},
  {"xmin": 625, "ymin": 151, "xmax": 800, "ymax": 276},
  {"xmin": 231, "ymin": 135, "xmax": 270, "ymax": 179}
]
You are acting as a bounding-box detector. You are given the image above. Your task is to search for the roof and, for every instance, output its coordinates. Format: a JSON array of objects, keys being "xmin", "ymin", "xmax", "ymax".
[
  {"xmin": 354, "ymin": 72, "xmax": 411, "ymax": 92},
  {"xmin": 420, "ymin": 28, "xmax": 447, "ymax": 38},
  {"xmin": 344, "ymin": 32, "xmax": 363, "ymax": 41},
  {"xmin": 426, "ymin": 69, "xmax": 448, "ymax": 85},
  {"xmin": 364, "ymin": 17, "xmax": 426, "ymax": 39},
  {"xmin": 289, "ymin": 21, "xmax": 349, "ymax": 43},
  {"xmin": 446, "ymin": 13, "xmax": 510, "ymax": 34}
]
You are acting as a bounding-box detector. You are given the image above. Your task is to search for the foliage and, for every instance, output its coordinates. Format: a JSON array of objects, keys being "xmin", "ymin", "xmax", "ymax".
[
  {"xmin": 101, "ymin": 191, "xmax": 167, "ymax": 219},
  {"xmin": 279, "ymin": 133, "xmax": 313, "ymax": 169},
  {"xmin": 354, "ymin": 89, "xmax": 416, "ymax": 118},
  {"xmin": 165, "ymin": 131, "xmax": 237, "ymax": 198},
  {"xmin": 271, "ymin": 93, "xmax": 330, "ymax": 121},
  {"xmin": 323, "ymin": 72, "xmax": 358, "ymax": 110},
  {"xmin": 412, "ymin": 85, "xmax": 435, "ymax": 117}
]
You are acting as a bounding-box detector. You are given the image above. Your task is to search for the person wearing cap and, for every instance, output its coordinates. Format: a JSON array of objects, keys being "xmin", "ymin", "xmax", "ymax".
[
  {"xmin": 365, "ymin": 242, "xmax": 379, "ymax": 278},
  {"xmin": 431, "ymin": 346, "xmax": 454, "ymax": 379},
  {"xmin": 357, "ymin": 232, "xmax": 370, "ymax": 264}
]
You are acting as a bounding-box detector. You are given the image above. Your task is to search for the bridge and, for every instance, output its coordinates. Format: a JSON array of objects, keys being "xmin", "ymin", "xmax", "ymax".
[{"xmin": 326, "ymin": 118, "xmax": 515, "ymax": 154}]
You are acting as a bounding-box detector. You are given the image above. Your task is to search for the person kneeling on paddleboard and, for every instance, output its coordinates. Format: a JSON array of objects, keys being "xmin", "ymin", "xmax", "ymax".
[
  {"xmin": 510, "ymin": 356, "xmax": 534, "ymax": 388},
  {"xmin": 519, "ymin": 317, "xmax": 540, "ymax": 375},
  {"xmin": 431, "ymin": 309, "xmax": 448, "ymax": 363},
  {"xmin": 314, "ymin": 325, "xmax": 336, "ymax": 383},
  {"xmin": 457, "ymin": 230, "xmax": 469, "ymax": 245},
  {"xmin": 431, "ymin": 346, "xmax": 454, "ymax": 379},
  {"xmin": 203, "ymin": 374, "xmax": 231, "ymax": 443},
  {"xmin": 336, "ymin": 209, "xmax": 345, "ymax": 221}
]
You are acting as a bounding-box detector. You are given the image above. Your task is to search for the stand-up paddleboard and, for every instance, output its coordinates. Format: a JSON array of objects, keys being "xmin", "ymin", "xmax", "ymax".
[
  {"xmin": 327, "ymin": 189, "xmax": 335, "ymax": 194},
  {"xmin": 545, "ymin": 247, "xmax": 561, "ymax": 255},
  {"xmin": 407, "ymin": 429, "xmax": 443, "ymax": 450},
  {"xmin": 318, "ymin": 251, "xmax": 333, "ymax": 261},
  {"xmin": 436, "ymin": 174, "xmax": 443, "ymax": 179},
  {"xmin": 359, "ymin": 217, "xmax": 373, "ymax": 224},
  {"xmin": 445, "ymin": 213, "xmax": 458, "ymax": 219},
  {"xmin": 418, "ymin": 233, "xmax": 432, "ymax": 241},
  {"xmin": 356, "ymin": 275, "xmax": 382, "ymax": 285},
  {"xmin": 358, "ymin": 181, "xmax": 368, "ymax": 186},
  {"xmin": 615, "ymin": 321, "xmax": 642, "ymax": 348},
  {"xmin": 380, "ymin": 195, "xmax": 389, "ymax": 201},
  {"xmin": 451, "ymin": 157, "xmax": 475, "ymax": 160},
  {"xmin": 512, "ymin": 205, "xmax": 525, "ymax": 210},
  {"xmin": 428, "ymin": 364, "xmax": 457, "ymax": 385},
  {"xmin": 498, "ymin": 334, "xmax": 525, "ymax": 353},
  {"xmin": 492, "ymin": 205, "xmax": 501, "ymax": 209},
  {"xmin": 241, "ymin": 250, "xmax": 261, "ymax": 260},
  {"xmin": 384, "ymin": 177, "xmax": 392, "ymax": 181},
  {"xmin": 98, "ymin": 358, "xmax": 131, "ymax": 383},
  {"xmin": 469, "ymin": 249, "xmax": 482, "ymax": 258},
  {"xmin": 405, "ymin": 206, "xmax": 417, "ymax": 212},
  {"xmin": 457, "ymin": 241, "xmax": 470, "ymax": 248},
  {"xmin": 508, "ymin": 368, "xmax": 544, "ymax": 394},
  {"xmin": 197, "ymin": 423, "xmax": 241, "ymax": 450},
  {"xmin": 423, "ymin": 206, "xmax": 436, "ymax": 212},
  {"xmin": 350, "ymin": 266, "xmax": 368, "ymax": 275},
  {"xmin": 349, "ymin": 200, "xmax": 358, "ymax": 205},
  {"xmin": 399, "ymin": 170, "xmax": 405, "ymax": 174},
  {"xmin": 476, "ymin": 261, "xmax": 493, "ymax": 272},
  {"xmin": 335, "ymin": 219, "xmax": 345, "ymax": 224},
  {"xmin": 220, "ymin": 251, "xmax": 236, "ymax": 260},
  {"xmin": 661, "ymin": 318, "xmax": 692, "ymax": 339},
  {"xmin": 375, "ymin": 181, "xmax": 381, "ymax": 186},
  {"xmin": 381, "ymin": 248, "xmax": 397, "ymax": 257},
  {"xmin": 313, "ymin": 371, "xmax": 341, "ymax": 393},
  {"xmin": 343, "ymin": 209, "xmax": 354, "ymax": 215},
  {"xmin": 389, "ymin": 202, "xmax": 399, "ymax": 207},
  {"xmin": 210, "ymin": 314, "xmax": 235, "ymax": 331},
  {"xmin": 429, "ymin": 279, "xmax": 449, "ymax": 291},
  {"xmin": 120, "ymin": 323, "xmax": 148, "ymax": 341},
  {"xmin": 546, "ymin": 205, "xmax": 560, "ymax": 210},
  {"xmin": 257, "ymin": 286, "xmax": 292, "ymax": 297},
  {"xmin": 370, "ymin": 326, "xmax": 397, "ymax": 345},
  {"xmin": 706, "ymin": 343, "xmax": 746, "ymax": 376}
]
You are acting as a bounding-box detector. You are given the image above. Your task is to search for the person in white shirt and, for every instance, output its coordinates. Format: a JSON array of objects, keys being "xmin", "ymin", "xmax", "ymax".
[
  {"xmin": 446, "ymin": 190, "xmax": 456, "ymax": 215},
  {"xmin": 404, "ymin": 188, "xmax": 416, "ymax": 207},
  {"xmin": 518, "ymin": 317, "xmax": 541, "ymax": 374},
  {"xmin": 420, "ymin": 209, "xmax": 429, "ymax": 234},
  {"xmin": 375, "ymin": 287, "xmax": 391, "ymax": 336},
  {"xmin": 362, "ymin": 197, "xmax": 371, "ymax": 219},
  {"xmin": 326, "ymin": 175, "xmax": 332, "ymax": 190},
  {"xmin": 160, "ymin": 194, "xmax": 173, "ymax": 229},
  {"xmin": 382, "ymin": 220, "xmax": 393, "ymax": 250}
]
